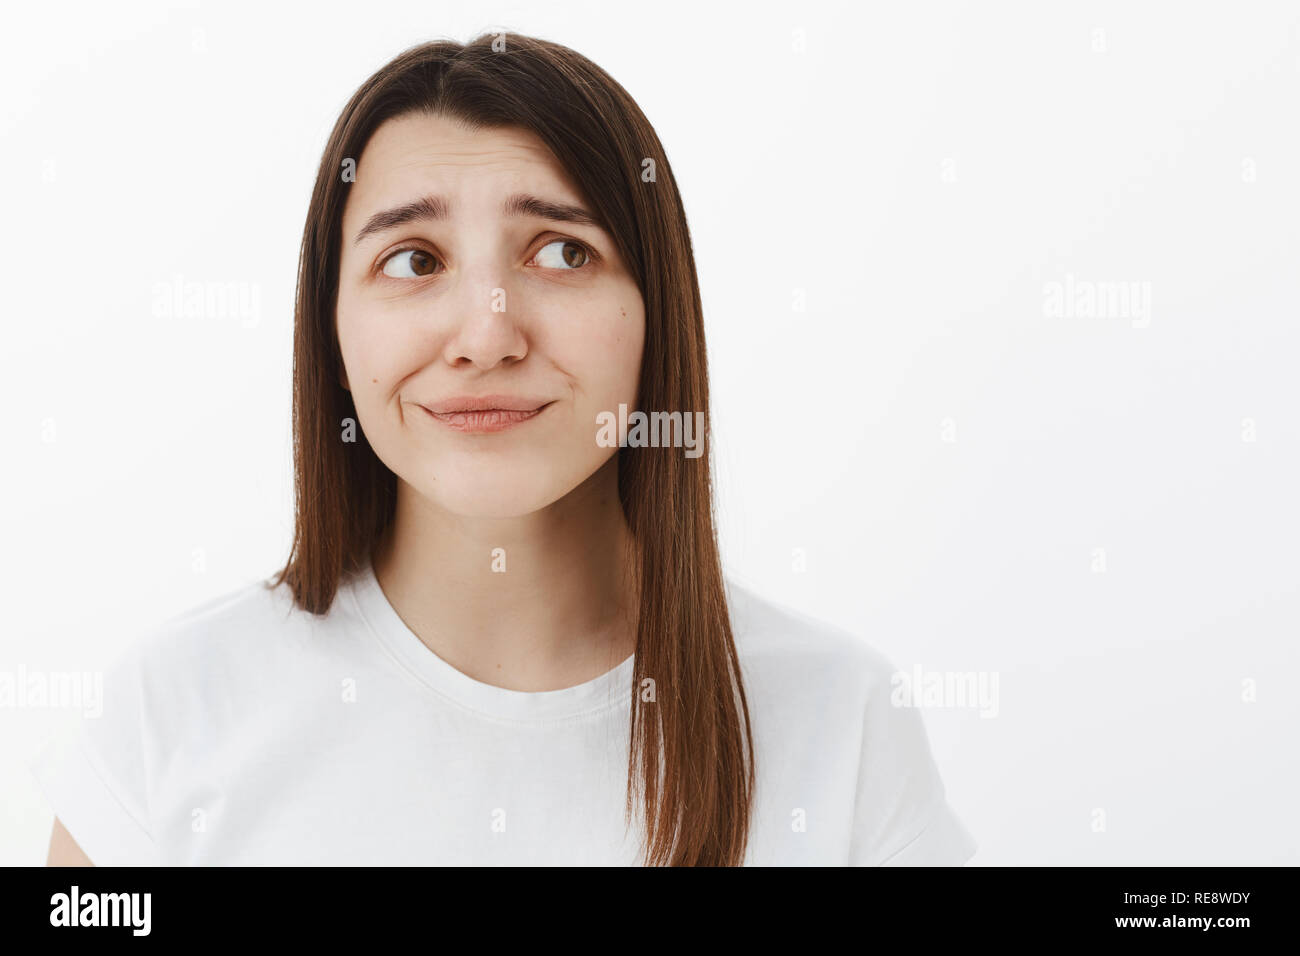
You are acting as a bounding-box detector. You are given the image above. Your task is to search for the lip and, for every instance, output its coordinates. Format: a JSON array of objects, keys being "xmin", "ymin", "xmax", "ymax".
[{"xmin": 417, "ymin": 395, "xmax": 554, "ymax": 434}]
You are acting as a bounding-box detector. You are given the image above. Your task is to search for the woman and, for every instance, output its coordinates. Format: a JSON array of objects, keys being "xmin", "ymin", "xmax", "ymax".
[{"xmin": 31, "ymin": 31, "xmax": 977, "ymax": 866}]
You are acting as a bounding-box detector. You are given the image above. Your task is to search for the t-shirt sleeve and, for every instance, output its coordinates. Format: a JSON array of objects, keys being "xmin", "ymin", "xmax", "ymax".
[
  {"xmin": 26, "ymin": 640, "xmax": 160, "ymax": 866},
  {"xmin": 848, "ymin": 652, "xmax": 978, "ymax": 867}
]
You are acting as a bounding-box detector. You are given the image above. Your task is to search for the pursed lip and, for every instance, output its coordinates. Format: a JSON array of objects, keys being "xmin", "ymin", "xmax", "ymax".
[
  {"xmin": 416, "ymin": 395, "xmax": 555, "ymax": 433},
  {"xmin": 422, "ymin": 394, "xmax": 551, "ymax": 414}
]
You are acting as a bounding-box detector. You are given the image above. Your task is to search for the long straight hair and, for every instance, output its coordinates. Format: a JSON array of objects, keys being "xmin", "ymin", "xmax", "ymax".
[{"xmin": 270, "ymin": 31, "xmax": 755, "ymax": 866}]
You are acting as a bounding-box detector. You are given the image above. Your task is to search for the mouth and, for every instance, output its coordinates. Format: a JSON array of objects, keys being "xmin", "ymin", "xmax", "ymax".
[{"xmin": 417, "ymin": 396, "xmax": 555, "ymax": 434}]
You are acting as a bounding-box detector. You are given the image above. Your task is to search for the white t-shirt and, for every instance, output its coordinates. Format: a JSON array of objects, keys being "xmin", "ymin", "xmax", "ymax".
[{"xmin": 27, "ymin": 561, "xmax": 978, "ymax": 866}]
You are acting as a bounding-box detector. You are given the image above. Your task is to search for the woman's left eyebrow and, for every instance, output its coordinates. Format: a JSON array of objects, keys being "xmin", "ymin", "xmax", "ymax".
[{"xmin": 354, "ymin": 192, "xmax": 598, "ymax": 244}]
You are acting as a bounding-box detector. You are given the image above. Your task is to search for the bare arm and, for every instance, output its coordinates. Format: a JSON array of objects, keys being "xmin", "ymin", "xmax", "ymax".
[{"xmin": 46, "ymin": 817, "xmax": 94, "ymax": 866}]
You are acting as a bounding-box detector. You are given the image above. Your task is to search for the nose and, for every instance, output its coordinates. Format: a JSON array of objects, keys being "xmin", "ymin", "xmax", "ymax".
[{"xmin": 439, "ymin": 269, "xmax": 530, "ymax": 370}]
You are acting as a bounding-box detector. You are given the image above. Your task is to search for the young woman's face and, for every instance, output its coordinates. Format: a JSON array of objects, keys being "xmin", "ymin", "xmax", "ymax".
[{"xmin": 336, "ymin": 112, "xmax": 645, "ymax": 517}]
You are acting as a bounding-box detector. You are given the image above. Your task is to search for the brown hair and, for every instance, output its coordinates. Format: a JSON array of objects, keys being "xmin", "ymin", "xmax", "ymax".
[{"xmin": 270, "ymin": 31, "xmax": 754, "ymax": 866}]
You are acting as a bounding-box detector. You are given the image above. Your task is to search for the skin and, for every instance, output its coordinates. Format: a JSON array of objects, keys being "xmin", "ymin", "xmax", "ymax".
[
  {"xmin": 338, "ymin": 111, "xmax": 646, "ymax": 693},
  {"xmin": 47, "ymin": 111, "xmax": 647, "ymax": 866},
  {"xmin": 47, "ymin": 817, "xmax": 92, "ymax": 866}
]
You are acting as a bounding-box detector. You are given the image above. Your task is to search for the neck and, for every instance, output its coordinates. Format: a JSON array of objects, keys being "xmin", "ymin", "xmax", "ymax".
[{"xmin": 370, "ymin": 456, "xmax": 639, "ymax": 692}]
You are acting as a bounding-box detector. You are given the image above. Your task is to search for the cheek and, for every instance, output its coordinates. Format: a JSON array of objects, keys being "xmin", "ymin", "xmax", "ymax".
[
  {"xmin": 611, "ymin": 305, "xmax": 646, "ymax": 395},
  {"xmin": 541, "ymin": 296, "xmax": 644, "ymax": 398},
  {"xmin": 335, "ymin": 289, "xmax": 370, "ymax": 379},
  {"xmin": 336, "ymin": 293, "xmax": 411, "ymax": 396}
]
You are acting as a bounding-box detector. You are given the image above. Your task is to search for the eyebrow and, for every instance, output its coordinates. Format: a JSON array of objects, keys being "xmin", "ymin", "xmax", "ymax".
[{"xmin": 353, "ymin": 192, "xmax": 599, "ymax": 244}]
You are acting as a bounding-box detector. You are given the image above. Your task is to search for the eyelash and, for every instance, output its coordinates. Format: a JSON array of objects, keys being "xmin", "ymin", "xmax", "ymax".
[{"xmin": 374, "ymin": 236, "xmax": 600, "ymax": 280}]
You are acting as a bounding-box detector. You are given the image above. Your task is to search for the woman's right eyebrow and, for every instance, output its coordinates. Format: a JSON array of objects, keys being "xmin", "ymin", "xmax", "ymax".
[{"xmin": 353, "ymin": 193, "xmax": 598, "ymax": 245}]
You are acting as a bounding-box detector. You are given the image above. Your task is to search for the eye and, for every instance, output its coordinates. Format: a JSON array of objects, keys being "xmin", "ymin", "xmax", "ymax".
[
  {"xmin": 381, "ymin": 248, "xmax": 439, "ymax": 278},
  {"xmin": 532, "ymin": 239, "xmax": 591, "ymax": 270}
]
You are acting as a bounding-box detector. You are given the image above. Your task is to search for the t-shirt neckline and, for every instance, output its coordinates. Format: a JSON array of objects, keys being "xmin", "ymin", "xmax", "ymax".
[{"xmin": 345, "ymin": 557, "xmax": 636, "ymax": 722}]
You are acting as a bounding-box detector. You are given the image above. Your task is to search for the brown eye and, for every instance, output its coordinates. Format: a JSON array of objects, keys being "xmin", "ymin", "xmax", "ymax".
[
  {"xmin": 534, "ymin": 239, "xmax": 590, "ymax": 269},
  {"xmin": 382, "ymin": 249, "xmax": 439, "ymax": 278}
]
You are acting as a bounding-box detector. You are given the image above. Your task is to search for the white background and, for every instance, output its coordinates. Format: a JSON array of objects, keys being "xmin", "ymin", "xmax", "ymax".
[{"xmin": 2, "ymin": 0, "xmax": 1297, "ymax": 865}]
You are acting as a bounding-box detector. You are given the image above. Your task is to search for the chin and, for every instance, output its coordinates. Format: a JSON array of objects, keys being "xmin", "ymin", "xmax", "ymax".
[
  {"xmin": 416, "ymin": 464, "xmax": 573, "ymax": 518},
  {"xmin": 430, "ymin": 487, "xmax": 558, "ymax": 519},
  {"xmin": 396, "ymin": 449, "xmax": 610, "ymax": 518}
]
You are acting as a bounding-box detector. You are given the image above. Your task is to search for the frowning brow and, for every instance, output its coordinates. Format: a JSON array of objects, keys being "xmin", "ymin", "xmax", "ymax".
[{"xmin": 353, "ymin": 193, "xmax": 599, "ymax": 244}]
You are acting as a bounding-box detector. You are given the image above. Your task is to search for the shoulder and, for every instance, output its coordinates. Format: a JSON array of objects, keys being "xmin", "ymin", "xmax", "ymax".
[
  {"xmin": 25, "ymin": 573, "xmax": 324, "ymax": 867},
  {"xmin": 722, "ymin": 577, "xmax": 977, "ymax": 866},
  {"xmin": 109, "ymin": 570, "xmax": 347, "ymax": 711},
  {"xmin": 724, "ymin": 575, "xmax": 899, "ymax": 707},
  {"xmin": 127, "ymin": 573, "xmax": 299, "ymax": 668},
  {"xmin": 78, "ymin": 570, "xmax": 368, "ymax": 768}
]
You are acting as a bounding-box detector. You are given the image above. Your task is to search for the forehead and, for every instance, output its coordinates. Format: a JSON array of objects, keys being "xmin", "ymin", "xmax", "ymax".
[{"xmin": 344, "ymin": 112, "xmax": 581, "ymax": 223}]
